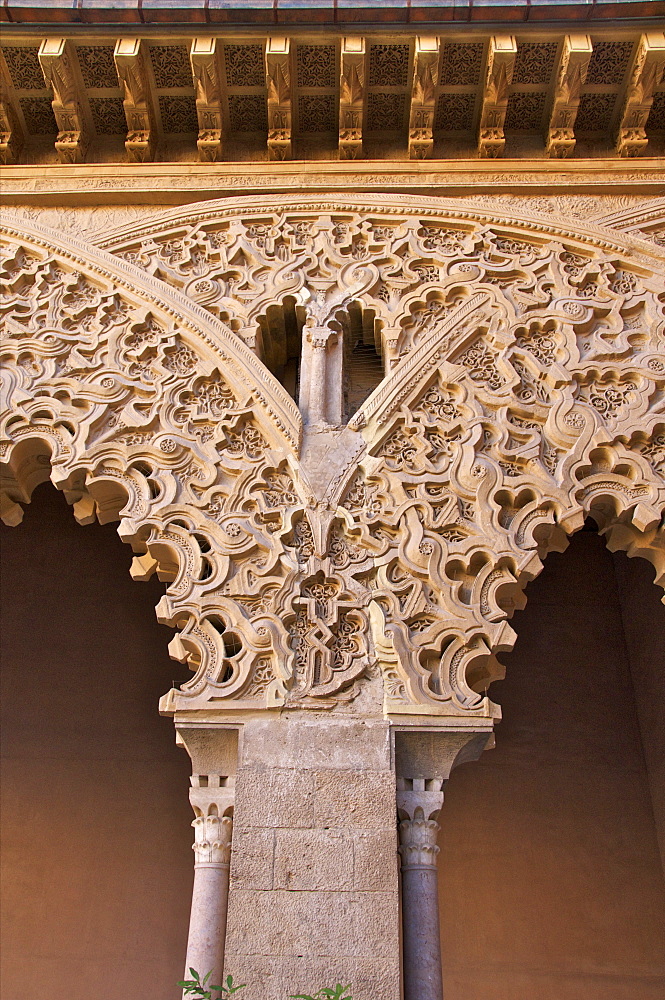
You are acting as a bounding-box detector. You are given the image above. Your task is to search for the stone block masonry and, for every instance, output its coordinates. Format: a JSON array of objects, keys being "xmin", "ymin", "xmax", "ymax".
[{"xmin": 224, "ymin": 716, "xmax": 401, "ymax": 1000}]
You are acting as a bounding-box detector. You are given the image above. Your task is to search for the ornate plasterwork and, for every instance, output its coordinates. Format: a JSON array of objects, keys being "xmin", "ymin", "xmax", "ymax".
[
  {"xmin": 3, "ymin": 194, "xmax": 662, "ymax": 245},
  {"xmin": 1, "ymin": 197, "xmax": 663, "ymax": 725}
]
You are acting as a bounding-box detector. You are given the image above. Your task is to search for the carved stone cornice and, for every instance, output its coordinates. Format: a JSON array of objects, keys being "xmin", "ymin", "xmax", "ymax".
[
  {"xmin": 546, "ymin": 34, "xmax": 592, "ymax": 159},
  {"xmin": 478, "ymin": 35, "xmax": 517, "ymax": 158},
  {"xmin": 615, "ymin": 31, "xmax": 665, "ymax": 157},
  {"xmin": 1, "ymin": 160, "xmax": 664, "ymax": 206},
  {"xmin": 0, "ymin": 26, "xmax": 661, "ymax": 164}
]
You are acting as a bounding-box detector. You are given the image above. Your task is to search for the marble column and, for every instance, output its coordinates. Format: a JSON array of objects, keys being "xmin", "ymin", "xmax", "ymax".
[
  {"xmin": 395, "ymin": 729, "xmax": 494, "ymax": 1000},
  {"xmin": 398, "ymin": 778, "xmax": 445, "ymax": 1000},
  {"xmin": 183, "ymin": 773, "xmax": 235, "ymax": 992}
]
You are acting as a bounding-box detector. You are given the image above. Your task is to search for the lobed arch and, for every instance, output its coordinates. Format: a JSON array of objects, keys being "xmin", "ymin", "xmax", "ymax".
[
  {"xmin": 1, "ymin": 198, "xmax": 664, "ymax": 726},
  {"xmin": 0, "ymin": 217, "xmax": 303, "ymax": 708}
]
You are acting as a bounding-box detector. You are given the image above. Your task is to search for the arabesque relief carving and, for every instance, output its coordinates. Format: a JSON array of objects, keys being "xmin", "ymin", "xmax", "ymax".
[{"xmin": 1, "ymin": 198, "xmax": 663, "ymax": 724}]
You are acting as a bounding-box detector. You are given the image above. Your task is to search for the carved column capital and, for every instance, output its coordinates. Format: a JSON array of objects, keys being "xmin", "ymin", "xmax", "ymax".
[
  {"xmin": 306, "ymin": 325, "xmax": 334, "ymax": 350},
  {"xmin": 188, "ymin": 778, "xmax": 235, "ymax": 864},
  {"xmin": 191, "ymin": 801, "xmax": 233, "ymax": 866},
  {"xmin": 397, "ymin": 774, "xmax": 445, "ymax": 869},
  {"xmin": 398, "ymin": 816, "xmax": 440, "ymax": 869}
]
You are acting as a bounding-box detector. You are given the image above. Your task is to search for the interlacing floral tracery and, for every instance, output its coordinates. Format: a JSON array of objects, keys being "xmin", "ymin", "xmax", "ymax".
[{"xmin": 1, "ymin": 199, "xmax": 664, "ymax": 722}]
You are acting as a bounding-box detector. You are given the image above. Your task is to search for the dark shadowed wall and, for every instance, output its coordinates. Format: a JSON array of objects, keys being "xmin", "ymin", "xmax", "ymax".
[
  {"xmin": 613, "ymin": 549, "xmax": 665, "ymax": 872},
  {"xmin": 1, "ymin": 484, "xmax": 193, "ymax": 1000},
  {"xmin": 438, "ymin": 530, "xmax": 665, "ymax": 1000},
  {"xmin": 3, "ymin": 491, "xmax": 665, "ymax": 1000}
]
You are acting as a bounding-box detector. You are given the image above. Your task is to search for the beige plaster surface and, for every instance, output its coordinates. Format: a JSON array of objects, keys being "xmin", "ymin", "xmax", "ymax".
[
  {"xmin": 0, "ymin": 484, "xmax": 193, "ymax": 1000},
  {"xmin": 438, "ymin": 530, "xmax": 665, "ymax": 1000}
]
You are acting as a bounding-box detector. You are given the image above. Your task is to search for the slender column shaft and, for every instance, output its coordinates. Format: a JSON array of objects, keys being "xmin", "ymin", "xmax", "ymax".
[
  {"xmin": 399, "ymin": 816, "xmax": 443, "ymax": 1000},
  {"xmin": 185, "ymin": 855, "xmax": 230, "ymax": 982},
  {"xmin": 183, "ymin": 775, "xmax": 234, "ymax": 991},
  {"xmin": 308, "ymin": 341, "xmax": 328, "ymax": 425},
  {"xmin": 395, "ymin": 731, "xmax": 494, "ymax": 1000},
  {"xmin": 303, "ymin": 326, "xmax": 333, "ymax": 426}
]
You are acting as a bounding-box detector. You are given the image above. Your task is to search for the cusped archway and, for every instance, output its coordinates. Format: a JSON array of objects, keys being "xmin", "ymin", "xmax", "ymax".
[{"xmin": 2, "ymin": 197, "xmax": 663, "ymax": 721}]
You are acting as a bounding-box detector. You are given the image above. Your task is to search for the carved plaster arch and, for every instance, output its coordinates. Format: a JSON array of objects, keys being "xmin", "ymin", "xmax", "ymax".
[{"xmin": 2, "ymin": 199, "xmax": 664, "ymax": 727}]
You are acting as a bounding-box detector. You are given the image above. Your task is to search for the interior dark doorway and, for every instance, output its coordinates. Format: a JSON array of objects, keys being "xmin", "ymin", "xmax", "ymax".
[{"xmin": 0, "ymin": 484, "xmax": 193, "ymax": 1000}]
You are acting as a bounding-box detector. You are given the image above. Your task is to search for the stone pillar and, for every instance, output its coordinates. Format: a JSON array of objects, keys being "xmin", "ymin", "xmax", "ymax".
[
  {"xmin": 224, "ymin": 716, "xmax": 401, "ymax": 1000},
  {"xmin": 177, "ymin": 728, "xmax": 238, "ymax": 991},
  {"xmin": 398, "ymin": 778, "xmax": 445, "ymax": 1000},
  {"xmin": 395, "ymin": 728, "xmax": 493, "ymax": 1000}
]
